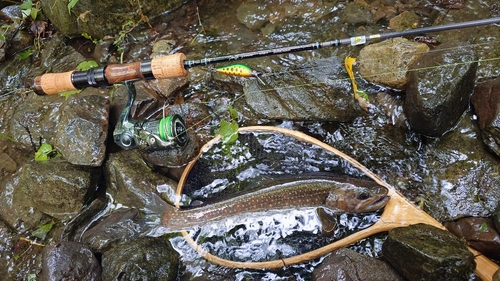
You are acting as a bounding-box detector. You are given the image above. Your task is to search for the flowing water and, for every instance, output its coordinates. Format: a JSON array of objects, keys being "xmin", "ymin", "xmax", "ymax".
[{"xmin": 2, "ymin": 0, "xmax": 500, "ymax": 279}]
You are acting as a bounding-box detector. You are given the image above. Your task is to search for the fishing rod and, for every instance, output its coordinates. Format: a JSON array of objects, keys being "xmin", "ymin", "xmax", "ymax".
[{"xmin": 33, "ymin": 17, "xmax": 500, "ymax": 95}]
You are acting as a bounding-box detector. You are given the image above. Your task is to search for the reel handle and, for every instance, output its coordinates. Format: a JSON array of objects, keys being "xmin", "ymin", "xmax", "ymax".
[{"xmin": 32, "ymin": 53, "xmax": 188, "ymax": 95}]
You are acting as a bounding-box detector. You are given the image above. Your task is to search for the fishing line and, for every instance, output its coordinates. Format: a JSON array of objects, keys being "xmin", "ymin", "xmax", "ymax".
[{"xmin": 176, "ymin": 50, "xmax": 500, "ymax": 136}]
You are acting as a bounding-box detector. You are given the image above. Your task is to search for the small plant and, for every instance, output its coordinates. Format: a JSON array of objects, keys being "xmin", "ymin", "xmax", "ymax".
[
  {"xmin": 0, "ymin": 133, "xmax": 15, "ymax": 142},
  {"xmin": 219, "ymin": 104, "xmax": 239, "ymax": 145},
  {"xmin": 68, "ymin": 0, "xmax": 79, "ymax": 15},
  {"xmin": 31, "ymin": 221, "xmax": 54, "ymax": 239},
  {"xmin": 35, "ymin": 143, "xmax": 61, "ymax": 161},
  {"xmin": 0, "ymin": 24, "xmax": 10, "ymax": 42},
  {"xmin": 17, "ymin": 48, "xmax": 32, "ymax": 59},
  {"xmin": 82, "ymin": 32, "xmax": 102, "ymax": 45},
  {"xmin": 20, "ymin": 0, "xmax": 43, "ymax": 21},
  {"xmin": 76, "ymin": 59, "xmax": 98, "ymax": 71}
]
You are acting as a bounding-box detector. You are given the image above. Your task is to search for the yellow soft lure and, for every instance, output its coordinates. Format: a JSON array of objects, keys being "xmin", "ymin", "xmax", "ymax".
[{"xmin": 344, "ymin": 57, "xmax": 371, "ymax": 111}]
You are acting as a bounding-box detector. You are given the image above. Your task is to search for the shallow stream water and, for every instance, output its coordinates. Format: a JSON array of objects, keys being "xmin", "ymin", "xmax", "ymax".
[{"xmin": 2, "ymin": 0, "xmax": 500, "ymax": 279}]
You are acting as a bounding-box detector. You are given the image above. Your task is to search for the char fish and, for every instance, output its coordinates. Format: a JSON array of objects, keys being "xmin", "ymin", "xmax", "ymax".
[{"xmin": 161, "ymin": 174, "xmax": 390, "ymax": 232}]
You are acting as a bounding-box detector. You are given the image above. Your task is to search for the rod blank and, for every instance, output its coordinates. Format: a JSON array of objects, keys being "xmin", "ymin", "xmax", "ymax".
[{"xmin": 32, "ymin": 18, "xmax": 500, "ymax": 95}]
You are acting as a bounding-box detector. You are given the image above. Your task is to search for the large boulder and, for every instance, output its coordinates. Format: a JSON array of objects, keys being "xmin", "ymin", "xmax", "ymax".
[
  {"xmin": 101, "ymin": 236, "xmax": 179, "ymax": 281},
  {"xmin": 445, "ymin": 217, "xmax": 500, "ymax": 261},
  {"xmin": 383, "ymin": 223, "xmax": 476, "ymax": 281},
  {"xmin": 404, "ymin": 40, "xmax": 477, "ymax": 137},
  {"xmin": 244, "ymin": 56, "xmax": 361, "ymax": 121},
  {"xmin": 358, "ymin": 37, "xmax": 429, "ymax": 90},
  {"xmin": 0, "ymin": 161, "xmax": 99, "ymax": 230},
  {"xmin": 42, "ymin": 241, "xmax": 102, "ymax": 281}
]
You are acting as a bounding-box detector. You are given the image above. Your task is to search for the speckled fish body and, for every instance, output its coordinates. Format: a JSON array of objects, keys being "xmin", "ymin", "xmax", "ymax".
[
  {"xmin": 162, "ymin": 174, "xmax": 389, "ymax": 232},
  {"xmin": 216, "ymin": 64, "xmax": 261, "ymax": 77}
]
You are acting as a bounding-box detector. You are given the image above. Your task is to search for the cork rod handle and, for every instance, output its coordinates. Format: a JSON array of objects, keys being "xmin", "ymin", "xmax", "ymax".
[
  {"xmin": 33, "ymin": 71, "xmax": 77, "ymax": 95},
  {"xmin": 32, "ymin": 53, "xmax": 188, "ymax": 95}
]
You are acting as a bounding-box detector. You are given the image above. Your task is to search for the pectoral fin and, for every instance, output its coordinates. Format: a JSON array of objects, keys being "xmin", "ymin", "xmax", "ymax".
[{"xmin": 316, "ymin": 208, "xmax": 337, "ymax": 237}]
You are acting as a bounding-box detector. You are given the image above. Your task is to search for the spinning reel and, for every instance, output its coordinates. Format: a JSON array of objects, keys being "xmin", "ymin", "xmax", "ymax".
[{"xmin": 113, "ymin": 81, "xmax": 187, "ymax": 150}]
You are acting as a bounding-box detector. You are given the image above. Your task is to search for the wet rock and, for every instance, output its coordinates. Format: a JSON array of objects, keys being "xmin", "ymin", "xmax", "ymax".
[
  {"xmin": 144, "ymin": 77, "xmax": 188, "ymax": 100},
  {"xmin": 0, "ymin": 152, "xmax": 17, "ymax": 173},
  {"xmin": 36, "ymin": 34, "xmax": 86, "ymax": 75},
  {"xmin": 244, "ymin": 56, "xmax": 360, "ymax": 121},
  {"xmin": 341, "ymin": 3, "xmax": 374, "ymax": 25},
  {"xmin": 101, "ymin": 236, "xmax": 179, "ymax": 281},
  {"xmin": 1, "ymin": 5, "xmax": 22, "ymax": 18},
  {"xmin": 312, "ymin": 248, "xmax": 404, "ymax": 281},
  {"xmin": 82, "ymin": 208, "xmax": 144, "ymax": 253},
  {"xmin": 404, "ymin": 40, "xmax": 477, "ymax": 137},
  {"xmin": 105, "ymin": 150, "xmax": 180, "ymax": 207},
  {"xmin": 41, "ymin": 0, "xmax": 185, "ymax": 39},
  {"xmin": 412, "ymin": 110, "xmax": 500, "ymax": 222},
  {"xmin": 0, "ymin": 221, "xmax": 14, "ymax": 280},
  {"xmin": 9, "ymin": 93, "xmax": 64, "ymax": 148},
  {"xmin": 54, "ymin": 89, "xmax": 110, "ymax": 167},
  {"xmin": 358, "ymin": 37, "xmax": 429, "ymax": 90},
  {"xmin": 7, "ymin": 30, "xmax": 33, "ymax": 57},
  {"xmin": 445, "ymin": 217, "xmax": 500, "ymax": 260},
  {"xmin": 383, "ymin": 223, "xmax": 475, "ymax": 281},
  {"xmin": 42, "ymin": 241, "xmax": 101, "ymax": 281},
  {"xmin": 471, "ymin": 77, "xmax": 500, "ymax": 157},
  {"xmin": 61, "ymin": 197, "xmax": 108, "ymax": 242},
  {"xmin": 495, "ymin": 205, "xmax": 500, "ymax": 234},
  {"xmin": 388, "ymin": 11, "xmax": 421, "ymax": 31},
  {"xmin": 0, "ymin": 160, "xmax": 99, "ymax": 229}
]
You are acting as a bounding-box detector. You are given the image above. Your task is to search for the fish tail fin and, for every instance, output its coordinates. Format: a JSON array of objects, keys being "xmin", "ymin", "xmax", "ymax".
[{"xmin": 143, "ymin": 192, "xmax": 178, "ymax": 227}]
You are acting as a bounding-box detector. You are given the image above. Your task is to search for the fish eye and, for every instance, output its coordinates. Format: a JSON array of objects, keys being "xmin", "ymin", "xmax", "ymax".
[{"xmin": 357, "ymin": 192, "xmax": 370, "ymax": 200}]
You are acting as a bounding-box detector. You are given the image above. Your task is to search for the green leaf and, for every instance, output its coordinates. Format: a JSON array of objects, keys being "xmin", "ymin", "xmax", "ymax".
[
  {"xmin": 35, "ymin": 143, "xmax": 53, "ymax": 162},
  {"xmin": 31, "ymin": 222, "xmax": 53, "ymax": 240},
  {"xmin": 81, "ymin": 32, "xmax": 92, "ymax": 40},
  {"xmin": 0, "ymin": 133, "xmax": 15, "ymax": 142},
  {"xmin": 479, "ymin": 222, "xmax": 488, "ymax": 232},
  {"xmin": 17, "ymin": 49, "xmax": 32, "ymax": 59},
  {"xmin": 68, "ymin": 0, "xmax": 79, "ymax": 14},
  {"xmin": 60, "ymin": 89, "xmax": 81, "ymax": 100},
  {"xmin": 228, "ymin": 104, "xmax": 238, "ymax": 120},
  {"xmin": 19, "ymin": 0, "xmax": 33, "ymax": 10},
  {"xmin": 76, "ymin": 60, "xmax": 98, "ymax": 71},
  {"xmin": 0, "ymin": 34, "xmax": 5, "ymax": 42},
  {"xmin": 220, "ymin": 119, "xmax": 238, "ymax": 145},
  {"xmin": 27, "ymin": 274, "xmax": 36, "ymax": 281},
  {"xmin": 30, "ymin": 7, "xmax": 38, "ymax": 20}
]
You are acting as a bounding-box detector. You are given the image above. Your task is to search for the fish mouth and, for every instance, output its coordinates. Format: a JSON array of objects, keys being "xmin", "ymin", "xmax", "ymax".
[{"xmin": 361, "ymin": 195, "xmax": 390, "ymax": 212}]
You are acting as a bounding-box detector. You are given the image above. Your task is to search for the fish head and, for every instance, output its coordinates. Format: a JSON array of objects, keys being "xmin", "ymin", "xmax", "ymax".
[{"xmin": 325, "ymin": 183, "xmax": 390, "ymax": 213}]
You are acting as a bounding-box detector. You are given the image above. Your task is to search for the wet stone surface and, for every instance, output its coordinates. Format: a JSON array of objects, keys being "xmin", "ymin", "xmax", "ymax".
[
  {"xmin": 0, "ymin": 160, "xmax": 99, "ymax": 230},
  {"xmin": 55, "ymin": 90, "xmax": 110, "ymax": 167},
  {"xmin": 312, "ymin": 247, "xmax": 404, "ymax": 281},
  {"xmin": 42, "ymin": 241, "xmax": 102, "ymax": 281},
  {"xmin": 105, "ymin": 150, "xmax": 179, "ymax": 208},
  {"xmin": 244, "ymin": 56, "xmax": 361, "ymax": 122},
  {"xmin": 101, "ymin": 236, "xmax": 179, "ymax": 281},
  {"xmin": 404, "ymin": 40, "xmax": 477, "ymax": 137},
  {"xmin": 471, "ymin": 77, "xmax": 500, "ymax": 157},
  {"xmin": 383, "ymin": 223, "xmax": 476, "ymax": 281},
  {"xmin": 0, "ymin": 0, "xmax": 500, "ymax": 279},
  {"xmin": 445, "ymin": 217, "xmax": 500, "ymax": 261},
  {"xmin": 82, "ymin": 208, "xmax": 145, "ymax": 253},
  {"xmin": 358, "ymin": 37, "xmax": 429, "ymax": 90}
]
